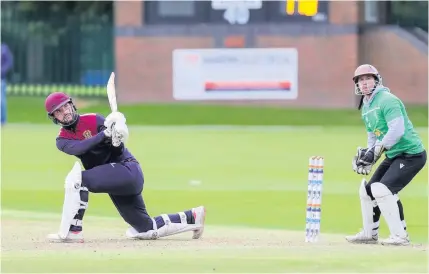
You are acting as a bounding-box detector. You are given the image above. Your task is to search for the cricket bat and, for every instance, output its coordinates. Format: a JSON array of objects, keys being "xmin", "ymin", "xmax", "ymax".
[
  {"xmin": 106, "ymin": 72, "xmax": 118, "ymax": 113},
  {"xmin": 106, "ymin": 72, "xmax": 122, "ymax": 147}
]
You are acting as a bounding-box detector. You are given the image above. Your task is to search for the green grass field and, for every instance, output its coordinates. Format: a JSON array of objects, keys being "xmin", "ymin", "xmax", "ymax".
[
  {"xmin": 6, "ymin": 96, "xmax": 428, "ymax": 126},
  {"xmin": 1, "ymin": 124, "xmax": 428, "ymax": 273}
]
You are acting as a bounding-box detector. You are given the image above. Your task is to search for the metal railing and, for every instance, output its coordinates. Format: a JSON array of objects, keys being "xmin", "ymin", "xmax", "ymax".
[{"xmin": 1, "ymin": 2, "xmax": 114, "ymax": 97}]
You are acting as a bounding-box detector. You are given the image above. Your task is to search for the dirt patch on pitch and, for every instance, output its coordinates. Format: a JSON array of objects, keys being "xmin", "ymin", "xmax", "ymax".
[{"xmin": 2, "ymin": 217, "xmax": 427, "ymax": 254}]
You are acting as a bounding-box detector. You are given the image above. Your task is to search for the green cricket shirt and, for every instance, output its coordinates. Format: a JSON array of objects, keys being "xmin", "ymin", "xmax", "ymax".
[{"xmin": 361, "ymin": 87, "xmax": 425, "ymax": 159}]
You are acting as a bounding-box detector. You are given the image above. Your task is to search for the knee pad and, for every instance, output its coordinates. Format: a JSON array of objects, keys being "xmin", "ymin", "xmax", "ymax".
[
  {"xmin": 371, "ymin": 182, "xmax": 394, "ymax": 199},
  {"xmin": 371, "ymin": 182, "xmax": 390, "ymax": 198},
  {"xmin": 371, "ymin": 182, "xmax": 400, "ymax": 203}
]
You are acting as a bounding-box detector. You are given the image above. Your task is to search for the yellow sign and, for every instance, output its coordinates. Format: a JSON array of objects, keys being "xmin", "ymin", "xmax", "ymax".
[{"xmin": 286, "ymin": 0, "xmax": 319, "ymax": 17}]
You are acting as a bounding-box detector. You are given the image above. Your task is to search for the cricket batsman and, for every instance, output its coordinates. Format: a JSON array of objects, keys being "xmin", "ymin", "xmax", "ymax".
[
  {"xmin": 44, "ymin": 91, "xmax": 206, "ymax": 243},
  {"xmin": 346, "ymin": 64, "xmax": 426, "ymax": 246}
]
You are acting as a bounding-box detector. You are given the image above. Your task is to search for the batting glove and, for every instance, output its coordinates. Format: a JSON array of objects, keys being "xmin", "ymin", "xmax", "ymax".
[
  {"xmin": 105, "ymin": 112, "xmax": 126, "ymax": 130},
  {"xmin": 103, "ymin": 124, "xmax": 113, "ymax": 138},
  {"xmin": 111, "ymin": 121, "xmax": 129, "ymax": 147}
]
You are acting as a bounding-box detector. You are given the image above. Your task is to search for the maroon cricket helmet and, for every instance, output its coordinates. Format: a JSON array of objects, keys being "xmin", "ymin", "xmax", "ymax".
[{"xmin": 44, "ymin": 92, "xmax": 78, "ymax": 126}]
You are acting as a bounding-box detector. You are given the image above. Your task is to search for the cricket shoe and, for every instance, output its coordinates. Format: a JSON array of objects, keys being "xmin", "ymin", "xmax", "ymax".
[
  {"xmin": 345, "ymin": 230, "xmax": 378, "ymax": 244},
  {"xmin": 192, "ymin": 206, "xmax": 206, "ymax": 239},
  {"xmin": 380, "ymin": 234, "xmax": 410, "ymax": 246},
  {"xmin": 47, "ymin": 231, "xmax": 84, "ymax": 243}
]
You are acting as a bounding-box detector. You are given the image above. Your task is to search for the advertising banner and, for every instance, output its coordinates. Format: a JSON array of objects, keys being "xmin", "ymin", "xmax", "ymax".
[{"xmin": 173, "ymin": 48, "xmax": 298, "ymax": 100}]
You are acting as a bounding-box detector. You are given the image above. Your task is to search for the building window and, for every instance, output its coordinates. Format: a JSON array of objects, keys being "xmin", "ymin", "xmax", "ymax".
[
  {"xmin": 144, "ymin": 0, "xmax": 207, "ymax": 24},
  {"xmin": 157, "ymin": 1, "xmax": 195, "ymax": 17},
  {"xmin": 364, "ymin": 0, "xmax": 379, "ymax": 23}
]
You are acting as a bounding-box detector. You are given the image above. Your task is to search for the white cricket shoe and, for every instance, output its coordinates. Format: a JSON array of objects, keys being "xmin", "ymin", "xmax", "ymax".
[
  {"xmin": 380, "ymin": 234, "xmax": 410, "ymax": 246},
  {"xmin": 345, "ymin": 230, "xmax": 378, "ymax": 244},
  {"xmin": 47, "ymin": 231, "xmax": 84, "ymax": 243},
  {"xmin": 192, "ymin": 206, "xmax": 206, "ymax": 239}
]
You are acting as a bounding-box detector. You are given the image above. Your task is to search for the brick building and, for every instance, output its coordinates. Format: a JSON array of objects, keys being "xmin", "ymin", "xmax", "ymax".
[{"xmin": 114, "ymin": 1, "xmax": 428, "ymax": 108}]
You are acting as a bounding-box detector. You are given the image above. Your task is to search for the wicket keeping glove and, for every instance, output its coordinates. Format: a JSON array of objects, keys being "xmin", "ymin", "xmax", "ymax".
[
  {"xmin": 352, "ymin": 147, "xmax": 373, "ymax": 175},
  {"xmin": 358, "ymin": 143, "xmax": 385, "ymax": 166}
]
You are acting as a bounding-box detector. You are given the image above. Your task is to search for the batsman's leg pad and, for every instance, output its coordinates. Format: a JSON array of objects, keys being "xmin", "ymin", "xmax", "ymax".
[
  {"xmin": 59, "ymin": 162, "xmax": 82, "ymax": 239},
  {"xmin": 70, "ymin": 187, "xmax": 89, "ymax": 232},
  {"xmin": 371, "ymin": 182, "xmax": 407, "ymax": 238},
  {"xmin": 359, "ymin": 179, "xmax": 377, "ymax": 237},
  {"xmin": 157, "ymin": 212, "xmax": 200, "ymax": 238},
  {"xmin": 397, "ymin": 199, "xmax": 407, "ymax": 230},
  {"xmin": 126, "ymin": 212, "xmax": 200, "ymax": 240}
]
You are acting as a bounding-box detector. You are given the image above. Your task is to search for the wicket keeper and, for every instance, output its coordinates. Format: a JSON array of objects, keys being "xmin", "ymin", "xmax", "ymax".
[
  {"xmin": 346, "ymin": 64, "xmax": 426, "ymax": 246},
  {"xmin": 44, "ymin": 91, "xmax": 206, "ymax": 242}
]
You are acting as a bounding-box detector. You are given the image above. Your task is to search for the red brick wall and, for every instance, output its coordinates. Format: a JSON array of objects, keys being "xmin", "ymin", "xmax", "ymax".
[
  {"xmin": 114, "ymin": 1, "xmax": 141, "ymax": 26},
  {"xmin": 255, "ymin": 35, "xmax": 358, "ymax": 108},
  {"xmin": 114, "ymin": 1, "xmax": 427, "ymax": 108},
  {"xmin": 360, "ymin": 29, "xmax": 428, "ymax": 105},
  {"xmin": 116, "ymin": 37, "xmax": 214, "ymax": 103},
  {"xmin": 329, "ymin": 0, "xmax": 359, "ymax": 24}
]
